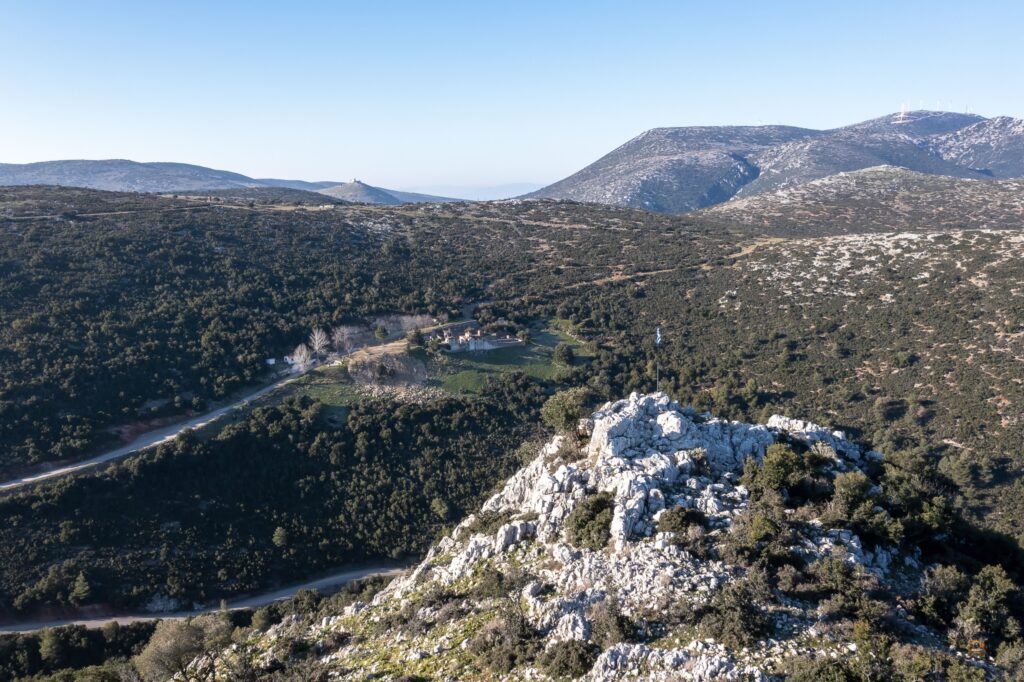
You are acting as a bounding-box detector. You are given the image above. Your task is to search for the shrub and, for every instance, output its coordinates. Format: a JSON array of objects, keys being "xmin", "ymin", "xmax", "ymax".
[
  {"xmin": 760, "ymin": 444, "xmax": 803, "ymax": 492},
  {"xmin": 742, "ymin": 444, "xmax": 803, "ymax": 502},
  {"xmin": 537, "ymin": 640, "xmax": 600, "ymax": 679},
  {"xmin": 995, "ymin": 643, "xmax": 1024, "ymax": 680},
  {"xmin": 516, "ymin": 437, "xmax": 549, "ymax": 465},
  {"xmin": 775, "ymin": 564, "xmax": 803, "ymax": 594},
  {"xmin": 541, "ymin": 388, "xmax": 590, "ymax": 434},
  {"xmin": 721, "ymin": 503, "xmax": 792, "ymax": 567},
  {"xmin": 473, "ymin": 567, "xmax": 529, "ymax": 600},
  {"xmin": 657, "ymin": 506, "xmax": 706, "ymax": 534},
  {"xmin": 468, "ymin": 607, "xmax": 540, "ymax": 673},
  {"xmin": 890, "ymin": 643, "xmax": 944, "ymax": 681},
  {"xmin": 545, "ymin": 436, "xmax": 585, "ymax": 466},
  {"xmin": 589, "ymin": 597, "xmax": 633, "ymax": 649},
  {"xmin": 917, "ymin": 564, "xmax": 968, "ymax": 627},
  {"xmin": 946, "ymin": 660, "xmax": 986, "ymax": 682},
  {"xmin": 745, "ymin": 513, "xmax": 781, "ymax": 545},
  {"xmin": 251, "ymin": 606, "xmax": 277, "ymax": 631},
  {"xmin": 465, "ymin": 510, "xmax": 513, "ymax": 537},
  {"xmin": 953, "ymin": 565, "xmax": 1021, "ymax": 647},
  {"xmin": 699, "ymin": 577, "xmax": 772, "ymax": 648},
  {"xmin": 553, "ymin": 343, "xmax": 576, "ymax": 366},
  {"xmin": 565, "ymin": 492, "xmax": 614, "ymax": 551},
  {"xmin": 809, "ymin": 558, "xmax": 890, "ymax": 626},
  {"xmin": 824, "ymin": 471, "xmax": 902, "ymax": 545},
  {"xmin": 405, "ymin": 328, "xmax": 424, "ymax": 347},
  {"xmin": 810, "ymin": 556, "xmax": 858, "ymax": 596},
  {"xmin": 783, "ymin": 656, "xmax": 857, "ymax": 681}
]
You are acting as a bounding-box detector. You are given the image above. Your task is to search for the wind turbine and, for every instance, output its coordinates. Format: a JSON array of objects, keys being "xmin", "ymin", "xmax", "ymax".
[{"xmin": 896, "ymin": 103, "xmax": 908, "ymax": 124}]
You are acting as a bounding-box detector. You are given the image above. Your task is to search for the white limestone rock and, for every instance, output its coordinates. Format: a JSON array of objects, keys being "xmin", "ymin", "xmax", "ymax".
[
  {"xmin": 767, "ymin": 414, "xmax": 862, "ymax": 461},
  {"xmin": 225, "ymin": 393, "xmax": 942, "ymax": 681}
]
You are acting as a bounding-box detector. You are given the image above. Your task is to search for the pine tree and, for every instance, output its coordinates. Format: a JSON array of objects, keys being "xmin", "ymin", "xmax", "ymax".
[
  {"xmin": 69, "ymin": 571, "xmax": 91, "ymax": 605},
  {"xmin": 272, "ymin": 527, "xmax": 289, "ymax": 548}
]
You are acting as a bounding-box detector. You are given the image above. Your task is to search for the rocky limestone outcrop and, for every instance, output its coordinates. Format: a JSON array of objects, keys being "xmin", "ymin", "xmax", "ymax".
[{"xmin": 216, "ymin": 393, "xmax": 968, "ymax": 680}]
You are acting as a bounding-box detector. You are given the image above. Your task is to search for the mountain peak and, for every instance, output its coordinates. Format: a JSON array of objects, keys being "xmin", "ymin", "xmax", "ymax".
[{"xmin": 529, "ymin": 111, "xmax": 1010, "ymax": 213}]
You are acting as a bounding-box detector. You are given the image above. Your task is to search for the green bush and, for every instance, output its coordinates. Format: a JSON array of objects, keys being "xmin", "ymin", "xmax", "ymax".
[
  {"xmin": 699, "ymin": 576, "xmax": 772, "ymax": 648},
  {"xmin": 553, "ymin": 343, "xmax": 576, "ymax": 366},
  {"xmin": 824, "ymin": 471, "xmax": 903, "ymax": 545},
  {"xmin": 589, "ymin": 597, "xmax": 633, "ymax": 649},
  {"xmin": 720, "ymin": 498, "xmax": 795, "ymax": 568},
  {"xmin": 760, "ymin": 444, "xmax": 803, "ymax": 492},
  {"xmin": 995, "ymin": 643, "xmax": 1024, "ymax": 680},
  {"xmin": 465, "ymin": 510, "xmax": 514, "ymax": 537},
  {"xmin": 473, "ymin": 567, "xmax": 529, "ymax": 600},
  {"xmin": 954, "ymin": 565, "xmax": 1021, "ymax": 647},
  {"xmin": 809, "ymin": 558, "xmax": 890, "ymax": 626},
  {"xmin": 468, "ymin": 606, "xmax": 540, "ymax": 673},
  {"xmin": 783, "ymin": 656, "xmax": 856, "ymax": 681},
  {"xmin": 565, "ymin": 492, "xmax": 614, "ymax": 551},
  {"xmin": 657, "ymin": 506, "xmax": 706, "ymax": 534},
  {"xmin": 917, "ymin": 564, "xmax": 968, "ymax": 627},
  {"xmin": 537, "ymin": 640, "xmax": 600, "ymax": 679},
  {"xmin": 541, "ymin": 388, "xmax": 590, "ymax": 434}
]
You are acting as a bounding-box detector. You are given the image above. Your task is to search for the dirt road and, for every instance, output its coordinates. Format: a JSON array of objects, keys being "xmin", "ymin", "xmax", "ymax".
[{"xmin": 0, "ymin": 565, "xmax": 404, "ymax": 633}]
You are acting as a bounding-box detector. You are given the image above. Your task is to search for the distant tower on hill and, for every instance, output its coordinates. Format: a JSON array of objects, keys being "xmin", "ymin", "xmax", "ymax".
[{"xmin": 895, "ymin": 103, "xmax": 909, "ymax": 124}]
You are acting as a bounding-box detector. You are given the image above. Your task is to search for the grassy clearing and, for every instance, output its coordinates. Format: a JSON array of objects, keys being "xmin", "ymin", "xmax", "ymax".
[
  {"xmin": 263, "ymin": 319, "xmax": 589, "ymax": 411},
  {"xmin": 431, "ymin": 320, "xmax": 590, "ymax": 394},
  {"xmin": 288, "ymin": 362, "xmax": 362, "ymax": 425}
]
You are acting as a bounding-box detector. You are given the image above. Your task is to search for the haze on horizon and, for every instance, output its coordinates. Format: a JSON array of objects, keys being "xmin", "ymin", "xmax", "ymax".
[{"xmin": 2, "ymin": 0, "xmax": 1023, "ymax": 197}]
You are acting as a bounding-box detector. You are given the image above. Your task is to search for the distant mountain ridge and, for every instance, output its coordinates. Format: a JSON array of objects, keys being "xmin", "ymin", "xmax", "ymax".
[
  {"xmin": 0, "ymin": 159, "xmax": 456, "ymax": 205},
  {"xmin": 317, "ymin": 180, "xmax": 460, "ymax": 205},
  {"xmin": 528, "ymin": 110, "xmax": 1024, "ymax": 212}
]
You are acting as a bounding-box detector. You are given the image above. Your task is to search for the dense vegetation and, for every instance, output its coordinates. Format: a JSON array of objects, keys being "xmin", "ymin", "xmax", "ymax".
[
  {"xmin": 0, "ymin": 374, "xmax": 542, "ymax": 616},
  {"xmin": 1, "ymin": 185, "xmax": 1024, "ymax": 676},
  {"xmin": 0, "ymin": 577, "xmax": 391, "ymax": 681},
  {"xmin": 0, "ymin": 621, "xmax": 155, "ymax": 681},
  {"xmin": 0, "ymin": 187, "xmax": 479, "ymax": 472}
]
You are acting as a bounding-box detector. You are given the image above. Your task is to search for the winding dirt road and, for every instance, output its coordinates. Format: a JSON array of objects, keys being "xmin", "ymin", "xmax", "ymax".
[
  {"xmin": 0, "ymin": 369, "xmax": 309, "ymax": 494},
  {"xmin": 0, "ymin": 565, "xmax": 405, "ymax": 633}
]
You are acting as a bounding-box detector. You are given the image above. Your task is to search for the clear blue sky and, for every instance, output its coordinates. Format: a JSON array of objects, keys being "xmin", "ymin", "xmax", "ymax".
[{"xmin": 2, "ymin": 1, "xmax": 1022, "ymax": 193}]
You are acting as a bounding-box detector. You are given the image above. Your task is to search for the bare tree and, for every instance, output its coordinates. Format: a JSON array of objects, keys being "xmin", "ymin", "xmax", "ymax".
[
  {"xmin": 331, "ymin": 326, "xmax": 348, "ymax": 352},
  {"xmin": 291, "ymin": 343, "xmax": 312, "ymax": 370},
  {"xmin": 309, "ymin": 328, "xmax": 329, "ymax": 360},
  {"xmin": 332, "ymin": 324, "xmax": 364, "ymax": 353}
]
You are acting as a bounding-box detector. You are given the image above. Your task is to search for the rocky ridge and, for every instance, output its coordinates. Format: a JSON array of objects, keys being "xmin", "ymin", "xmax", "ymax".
[
  {"xmin": 213, "ymin": 393, "xmax": 984, "ymax": 680},
  {"xmin": 702, "ymin": 165, "xmax": 1024, "ymax": 235}
]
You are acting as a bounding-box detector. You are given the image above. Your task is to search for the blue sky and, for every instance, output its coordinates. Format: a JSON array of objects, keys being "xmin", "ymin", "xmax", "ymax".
[{"xmin": 2, "ymin": 1, "xmax": 1022, "ymax": 195}]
